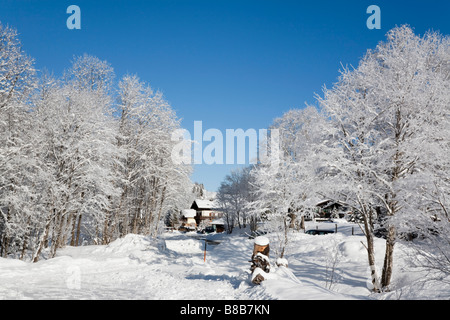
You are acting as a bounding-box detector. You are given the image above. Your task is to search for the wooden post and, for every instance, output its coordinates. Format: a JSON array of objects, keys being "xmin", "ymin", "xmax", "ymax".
[
  {"xmin": 203, "ymin": 240, "xmax": 207, "ymax": 262},
  {"xmin": 251, "ymin": 236, "xmax": 270, "ymax": 285},
  {"xmin": 335, "ymin": 224, "xmax": 338, "ymax": 234},
  {"xmin": 252, "ymin": 243, "xmax": 270, "ymax": 259}
]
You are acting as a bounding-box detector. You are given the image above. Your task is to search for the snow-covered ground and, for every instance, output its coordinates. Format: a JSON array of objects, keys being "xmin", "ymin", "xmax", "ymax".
[{"xmin": 0, "ymin": 221, "xmax": 449, "ymax": 300}]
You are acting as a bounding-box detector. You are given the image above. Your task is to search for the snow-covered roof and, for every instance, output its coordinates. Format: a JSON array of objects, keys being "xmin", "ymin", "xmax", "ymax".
[
  {"xmin": 316, "ymin": 199, "xmax": 348, "ymax": 208},
  {"xmin": 316, "ymin": 199, "xmax": 333, "ymax": 206},
  {"xmin": 181, "ymin": 209, "xmax": 196, "ymax": 218},
  {"xmin": 211, "ymin": 218, "xmax": 224, "ymax": 225},
  {"xmin": 193, "ymin": 199, "xmax": 216, "ymax": 209}
]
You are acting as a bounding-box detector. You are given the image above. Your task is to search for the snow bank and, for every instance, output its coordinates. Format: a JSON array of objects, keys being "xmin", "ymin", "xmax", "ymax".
[
  {"xmin": 337, "ymin": 237, "xmax": 366, "ymax": 261},
  {"xmin": 0, "ymin": 257, "xmax": 27, "ymax": 267},
  {"xmin": 101, "ymin": 234, "xmax": 154, "ymax": 254},
  {"xmin": 259, "ymin": 264, "xmax": 354, "ymax": 300},
  {"xmin": 165, "ymin": 238, "xmax": 204, "ymax": 254}
]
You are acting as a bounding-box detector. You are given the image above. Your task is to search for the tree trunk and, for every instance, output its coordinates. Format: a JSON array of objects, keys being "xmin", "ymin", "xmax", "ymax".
[
  {"xmin": 381, "ymin": 224, "xmax": 396, "ymax": 289},
  {"xmin": 102, "ymin": 213, "xmax": 110, "ymax": 245},
  {"xmin": 51, "ymin": 210, "xmax": 65, "ymax": 257},
  {"xmin": 366, "ymin": 232, "xmax": 381, "ymax": 292},
  {"xmin": 152, "ymin": 186, "xmax": 167, "ymax": 238},
  {"xmin": 361, "ymin": 204, "xmax": 381, "ymax": 292},
  {"xmin": 70, "ymin": 213, "xmax": 78, "ymax": 246},
  {"xmin": 20, "ymin": 217, "xmax": 32, "ymax": 260},
  {"xmin": 33, "ymin": 212, "xmax": 53, "ymax": 263},
  {"xmin": 1, "ymin": 206, "xmax": 11, "ymax": 257},
  {"xmin": 288, "ymin": 212, "xmax": 296, "ymax": 229},
  {"xmin": 75, "ymin": 213, "xmax": 82, "ymax": 246},
  {"xmin": 280, "ymin": 216, "xmax": 289, "ymax": 259},
  {"xmin": 1, "ymin": 235, "xmax": 10, "ymax": 258}
]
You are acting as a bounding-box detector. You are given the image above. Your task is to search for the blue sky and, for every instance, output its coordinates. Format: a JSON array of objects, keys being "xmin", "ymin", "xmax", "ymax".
[{"xmin": 1, "ymin": 0, "xmax": 449, "ymax": 191}]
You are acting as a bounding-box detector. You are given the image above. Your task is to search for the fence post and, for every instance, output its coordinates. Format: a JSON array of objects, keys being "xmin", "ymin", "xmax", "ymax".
[{"xmin": 250, "ymin": 236, "xmax": 270, "ymax": 285}]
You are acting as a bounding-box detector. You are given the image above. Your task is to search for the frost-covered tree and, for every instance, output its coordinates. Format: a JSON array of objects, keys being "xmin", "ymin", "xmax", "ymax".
[
  {"xmin": 0, "ymin": 23, "xmax": 194, "ymax": 261},
  {"xmin": 0, "ymin": 23, "xmax": 35, "ymax": 109},
  {"xmin": 217, "ymin": 167, "xmax": 254, "ymax": 233},
  {"xmin": 246, "ymin": 25, "xmax": 448, "ymax": 289},
  {"xmin": 270, "ymin": 106, "xmax": 330, "ymax": 219},
  {"xmin": 65, "ymin": 53, "xmax": 114, "ymax": 94},
  {"xmin": 31, "ymin": 55, "xmax": 120, "ymax": 260},
  {"xmin": 0, "ymin": 23, "xmax": 37, "ymax": 258},
  {"xmin": 248, "ymin": 107, "xmax": 327, "ymax": 258},
  {"xmin": 318, "ymin": 25, "xmax": 450, "ymax": 290},
  {"xmin": 110, "ymin": 74, "xmax": 192, "ymax": 240}
]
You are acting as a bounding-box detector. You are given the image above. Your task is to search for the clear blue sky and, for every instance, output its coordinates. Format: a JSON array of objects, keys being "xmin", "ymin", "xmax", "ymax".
[{"xmin": 1, "ymin": 0, "xmax": 449, "ymax": 191}]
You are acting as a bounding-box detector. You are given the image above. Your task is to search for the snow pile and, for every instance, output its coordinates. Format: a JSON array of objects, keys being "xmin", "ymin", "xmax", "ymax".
[
  {"xmin": 99, "ymin": 234, "xmax": 156, "ymax": 254},
  {"xmin": 262, "ymin": 266, "xmax": 352, "ymax": 300},
  {"xmin": 251, "ymin": 267, "xmax": 269, "ymax": 283},
  {"xmin": 165, "ymin": 238, "xmax": 204, "ymax": 254},
  {"xmin": 276, "ymin": 257, "xmax": 288, "ymax": 267}
]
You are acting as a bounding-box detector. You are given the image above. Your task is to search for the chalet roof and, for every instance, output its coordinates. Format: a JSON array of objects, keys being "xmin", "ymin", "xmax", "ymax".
[
  {"xmin": 191, "ymin": 199, "xmax": 218, "ymax": 210},
  {"xmin": 316, "ymin": 199, "xmax": 348, "ymax": 208},
  {"xmin": 181, "ymin": 209, "xmax": 196, "ymax": 218},
  {"xmin": 316, "ymin": 199, "xmax": 333, "ymax": 207}
]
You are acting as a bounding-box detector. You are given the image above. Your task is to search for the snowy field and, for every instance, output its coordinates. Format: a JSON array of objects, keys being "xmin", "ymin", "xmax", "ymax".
[{"xmin": 0, "ymin": 221, "xmax": 449, "ymax": 300}]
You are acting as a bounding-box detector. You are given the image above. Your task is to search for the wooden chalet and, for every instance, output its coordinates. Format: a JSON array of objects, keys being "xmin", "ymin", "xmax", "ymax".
[
  {"xmin": 190, "ymin": 199, "xmax": 223, "ymax": 225},
  {"xmin": 316, "ymin": 199, "xmax": 351, "ymax": 219},
  {"xmin": 179, "ymin": 199, "xmax": 225, "ymax": 232}
]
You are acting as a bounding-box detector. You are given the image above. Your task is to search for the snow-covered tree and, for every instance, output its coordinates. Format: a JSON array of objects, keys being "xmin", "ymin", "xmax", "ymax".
[
  {"xmin": 31, "ymin": 55, "xmax": 120, "ymax": 260},
  {"xmin": 0, "ymin": 23, "xmax": 193, "ymax": 260},
  {"xmin": 248, "ymin": 106, "xmax": 328, "ymax": 258},
  {"xmin": 65, "ymin": 53, "xmax": 114, "ymax": 94},
  {"xmin": 0, "ymin": 23, "xmax": 35, "ymax": 109},
  {"xmin": 110, "ymin": 74, "xmax": 192, "ymax": 240},
  {"xmin": 317, "ymin": 25, "xmax": 450, "ymax": 290},
  {"xmin": 217, "ymin": 167, "xmax": 254, "ymax": 233},
  {"xmin": 0, "ymin": 23, "xmax": 37, "ymax": 258}
]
